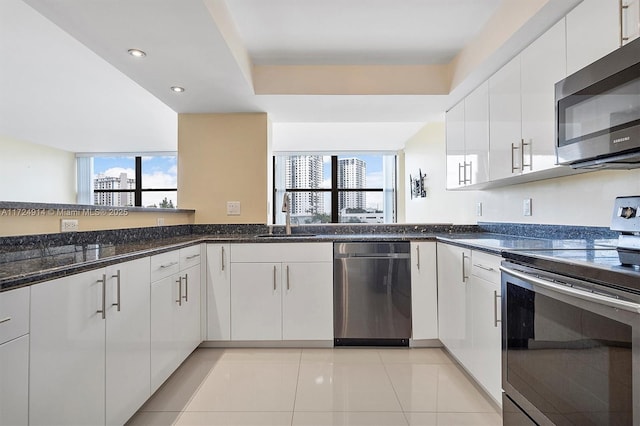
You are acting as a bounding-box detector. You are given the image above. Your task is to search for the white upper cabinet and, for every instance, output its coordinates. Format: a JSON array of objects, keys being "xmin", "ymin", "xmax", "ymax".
[
  {"xmin": 489, "ymin": 55, "xmax": 522, "ymax": 181},
  {"xmin": 566, "ymin": 0, "xmax": 620, "ymax": 75},
  {"xmin": 445, "ymin": 100, "xmax": 466, "ymax": 189},
  {"xmin": 623, "ymin": 0, "xmax": 640, "ymax": 44},
  {"xmin": 445, "ymin": 81, "xmax": 489, "ymax": 189},
  {"xmin": 520, "ymin": 19, "xmax": 567, "ymax": 174},
  {"xmin": 464, "ymin": 81, "xmax": 490, "ymax": 185}
]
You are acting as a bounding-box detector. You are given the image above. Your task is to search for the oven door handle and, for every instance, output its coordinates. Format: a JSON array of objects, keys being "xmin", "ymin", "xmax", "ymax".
[{"xmin": 500, "ymin": 266, "xmax": 640, "ymax": 314}]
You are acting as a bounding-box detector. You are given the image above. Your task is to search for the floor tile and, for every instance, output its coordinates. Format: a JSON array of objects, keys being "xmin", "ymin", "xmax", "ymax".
[
  {"xmin": 125, "ymin": 411, "xmax": 183, "ymax": 426},
  {"xmin": 435, "ymin": 412, "xmax": 502, "ymax": 425},
  {"xmin": 215, "ymin": 348, "xmax": 302, "ymax": 364},
  {"xmin": 402, "ymin": 412, "xmax": 437, "ymax": 426},
  {"xmin": 140, "ymin": 350, "xmax": 222, "ymax": 411},
  {"xmin": 301, "ymin": 348, "xmax": 383, "ymax": 364},
  {"xmin": 434, "ymin": 365, "xmax": 498, "ymax": 413},
  {"xmin": 295, "ymin": 363, "xmax": 403, "ymax": 412},
  {"xmin": 184, "ymin": 361, "xmax": 299, "ymax": 411},
  {"xmin": 292, "ymin": 411, "xmax": 410, "ymax": 426},
  {"xmin": 175, "ymin": 411, "xmax": 293, "ymax": 426},
  {"xmin": 378, "ymin": 348, "xmax": 453, "ymax": 365},
  {"xmin": 384, "ymin": 364, "xmax": 440, "ymax": 412}
]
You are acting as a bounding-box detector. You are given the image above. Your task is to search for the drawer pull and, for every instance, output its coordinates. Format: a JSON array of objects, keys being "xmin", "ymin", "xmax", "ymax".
[
  {"xmin": 0, "ymin": 317, "xmax": 11, "ymax": 324},
  {"xmin": 186, "ymin": 254, "xmax": 200, "ymax": 260},
  {"xmin": 160, "ymin": 261, "xmax": 178, "ymax": 269},
  {"xmin": 473, "ymin": 263, "xmax": 495, "ymax": 272}
]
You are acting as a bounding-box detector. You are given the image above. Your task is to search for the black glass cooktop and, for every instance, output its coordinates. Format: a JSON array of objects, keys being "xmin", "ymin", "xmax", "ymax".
[{"xmin": 502, "ymin": 248, "xmax": 640, "ymax": 294}]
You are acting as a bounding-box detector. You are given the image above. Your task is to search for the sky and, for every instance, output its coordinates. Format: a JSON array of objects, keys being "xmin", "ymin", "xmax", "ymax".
[{"xmin": 93, "ymin": 156, "xmax": 177, "ymax": 207}]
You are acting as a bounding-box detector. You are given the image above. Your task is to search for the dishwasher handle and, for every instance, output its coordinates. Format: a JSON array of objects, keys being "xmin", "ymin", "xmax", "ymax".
[{"xmin": 334, "ymin": 253, "xmax": 411, "ymax": 259}]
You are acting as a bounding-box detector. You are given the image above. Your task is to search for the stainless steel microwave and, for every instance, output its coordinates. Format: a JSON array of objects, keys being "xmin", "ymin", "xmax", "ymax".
[{"xmin": 555, "ymin": 37, "xmax": 640, "ymax": 169}]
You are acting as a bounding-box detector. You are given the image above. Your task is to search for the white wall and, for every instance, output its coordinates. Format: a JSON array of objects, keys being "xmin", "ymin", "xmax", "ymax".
[
  {"xmin": 402, "ymin": 122, "xmax": 640, "ymax": 227},
  {"xmin": 479, "ymin": 169, "xmax": 640, "ymax": 226},
  {"xmin": 402, "ymin": 122, "xmax": 479, "ymax": 224},
  {"xmin": 0, "ymin": 136, "xmax": 76, "ymax": 203}
]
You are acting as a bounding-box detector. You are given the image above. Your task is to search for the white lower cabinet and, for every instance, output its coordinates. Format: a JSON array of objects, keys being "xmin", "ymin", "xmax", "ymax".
[
  {"xmin": 150, "ymin": 247, "xmax": 202, "ymax": 393},
  {"xmin": 229, "ymin": 243, "xmax": 333, "ymax": 342},
  {"xmin": 0, "ymin": 286, "xmax": 30, "ymax": 426},
  {"xmin": 30, "ymin": 268, "xmax": 108, "ymax": 426},
  {"xmin": 437, "ymin": 243, "xmax": 502, "ymax": 405},
  {"xmin": 410, "ymin": 241, "xmax": 438, "ymax": 340},
  {"xmin": 30, "ymin": 258, "xmax": 151, "ymax": 426},
  {"xmin": 206, "ymin": 243, "xmax": 231, "ymax": 340},
  {"xmin": 469, "ymin": 251, "xmax": 502, "ymax": 404},
  {"xmin": 437, "ymin": 243, "xmax": 471, "ymax": 364}
]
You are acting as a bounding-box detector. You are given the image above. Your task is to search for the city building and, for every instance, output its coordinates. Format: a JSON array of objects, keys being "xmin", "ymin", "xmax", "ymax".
[
  {"xmin": 338, "ymin": 157, "xmax": 366, "ymax": 211},
  {"xmin": 93, "ymin": 172, "xmax": 134, "ymax": 207},
  {"xmin": 284, "ymin": 155, "xmax": 324, "ymax": 215}
]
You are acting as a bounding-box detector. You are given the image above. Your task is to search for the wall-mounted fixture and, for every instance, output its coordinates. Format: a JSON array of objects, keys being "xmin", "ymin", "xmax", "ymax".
[{"xmin": 409, "ymin": 169, "xmax": 427, "ymax": 199}]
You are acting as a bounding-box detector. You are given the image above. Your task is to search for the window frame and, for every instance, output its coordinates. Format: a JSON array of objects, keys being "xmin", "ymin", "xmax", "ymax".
[
  {"xmin": 80, "ymin": 153, "xmax": 177, "ymax": 208},
  {"xmin": 272, "ymin": 153, "xmax": 395, "ymax": 224}
]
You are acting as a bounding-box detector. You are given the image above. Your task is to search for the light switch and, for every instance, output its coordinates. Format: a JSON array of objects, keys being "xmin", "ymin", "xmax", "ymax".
[{"xmin": 227, "ymin": 201, "xmax": 241, "ymax": 216}]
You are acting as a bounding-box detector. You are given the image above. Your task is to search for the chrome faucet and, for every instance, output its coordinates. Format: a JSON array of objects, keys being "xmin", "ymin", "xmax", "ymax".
[{"xmin": 282, "ymin": 192, "xmax": 291, "ymax": 235}]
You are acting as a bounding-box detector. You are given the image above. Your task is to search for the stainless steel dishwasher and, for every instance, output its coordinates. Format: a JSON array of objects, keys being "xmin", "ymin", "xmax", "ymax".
[{"xmin": 333, "ymin": 242, "xmax": 412, "ymax": 346}]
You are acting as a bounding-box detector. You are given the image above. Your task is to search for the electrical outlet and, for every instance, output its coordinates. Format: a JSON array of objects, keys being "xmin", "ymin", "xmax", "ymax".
[
  {"xmin": 60, "ymin": 219, "xmax": 79, "ymax": 232},
  {"xmin": 523, "ymin": 198, "xmax": 532, "ymax": 216},
  {"xmin": 227, "ymin": 201, "xmax": 241, "ymax": 216},
  {"xmin": 476, "ymin": 202, "xmax": 483, "ymax": 217},
  {"xmin": 157, "ymin": 217, "xmax": 165, "ymax": 226}
]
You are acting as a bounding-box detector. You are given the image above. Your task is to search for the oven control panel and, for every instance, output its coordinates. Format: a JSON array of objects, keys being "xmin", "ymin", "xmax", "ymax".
[{"xmin": 611, "ymin": 196, "xmax": 640, "ymax": 233}]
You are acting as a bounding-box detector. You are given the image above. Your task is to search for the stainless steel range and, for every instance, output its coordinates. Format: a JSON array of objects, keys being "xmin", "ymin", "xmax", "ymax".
[{"xmin": 500, "ymin": 196, "xmax": 640, "ymax": 425}]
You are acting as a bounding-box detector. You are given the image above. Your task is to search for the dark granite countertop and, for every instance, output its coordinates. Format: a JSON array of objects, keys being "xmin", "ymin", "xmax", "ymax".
[{"xmin": 0, "ymin": 222, "xmax": 620, "ymax": 292}]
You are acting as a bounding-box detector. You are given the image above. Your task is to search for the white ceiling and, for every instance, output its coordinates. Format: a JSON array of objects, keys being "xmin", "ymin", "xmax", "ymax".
[{"xmin": 1, "ymin": 0, "xmax": 510, "ymax": 153}]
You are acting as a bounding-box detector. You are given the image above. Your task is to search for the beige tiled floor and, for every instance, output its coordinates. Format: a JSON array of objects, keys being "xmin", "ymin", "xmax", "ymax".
[{"xmin": 126, "ymin": 347, "xmax": 501, "ymax": 426}]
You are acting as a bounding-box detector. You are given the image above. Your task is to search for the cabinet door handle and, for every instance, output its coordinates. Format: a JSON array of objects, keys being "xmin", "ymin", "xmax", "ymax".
[
  {"xmin": 183, "ymin": 274, "xmax": 188, "ymax": 302},
  {"xmin": 511, "ymin": 143, "xmax": 520, "ymax": 173},
  {"xmin": 186, "ymin": 254, "xmax": 200, "ymax": 260},
  {"xmin": 461, "ymin": 253, "xmax": 469, "ymax": 282},
  {"xmin": 97, "ymin": 274, "xmax": 106, "ymax": 319},
  {"xmin": 221, "ymin": 246, "xmax": 225, "ymax": 271},
  {"xmin": 176, "ymin": 276, "xmax": 182, "ymax": 306},
  {"xmin": 286, "ymin": 265, "xmax": 290, "ymax": 290},
  {"xmin": 522, "ymin": 139, "xmax": 532, "ymax": 170},
  {"xmin": 160, "ymin": 261, "xmax": 178, "ymax": 269},
  {"xmin": 620, "ymin": 0, "xmax": 630, "ymax": 46},
  {"xmin": 0, "ymin": 317, "xmax": 11, "ymax": 324},
  {"xmin": 416, "ymin": 245, "xmax": 421, "ymax": 270},
  {"xmin": 458, "ymin": 162, "xmax": 465, "ymax": 185},
  {"xmin": 466, "ymin": 161, "xmax": 472, "ymax": 184},
  {"xmin": 111, "ymin": 269, "xmax": 121, "ymax": 311},
  {"xmin": 494, "ymin": 290, "xmax": 502, "ymax": 327},
  {"xmin": 273, "ymin": 266, "xmax": 277, "ymax": 291}
]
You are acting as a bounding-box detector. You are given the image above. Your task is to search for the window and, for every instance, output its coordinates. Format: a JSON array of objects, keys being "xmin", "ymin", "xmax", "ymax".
[
  {"xmin": 77, "ymin": 154, "xmax": 177, "ymax": 208},
  {"xmin": 273, "ymin": 153, "xmax": 396, "ymax": 224}
]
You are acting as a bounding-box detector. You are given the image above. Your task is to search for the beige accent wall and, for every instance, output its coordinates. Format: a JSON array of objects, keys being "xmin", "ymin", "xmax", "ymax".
[
  {"xmin": 0, "ymin": 135, "xmax": 76, "ymax": 204},
  {"xmin": 254, "ymin": 64, "xmax": 451, "ymax": 95},
  {"xmin": 178, "ymin": 113, "xmax": 269, "ymax": 224},
  {"xmin": 0, "ymin": 209, "xmax": 194, "ymax": 237},
  {"xmin": 402, "ymin": 123, "xmax": 478, "ymax": 224}
]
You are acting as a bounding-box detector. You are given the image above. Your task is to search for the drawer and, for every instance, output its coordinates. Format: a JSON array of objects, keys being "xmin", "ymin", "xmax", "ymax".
[
  {"xmin": 0, "ymin": 286, "xmax": 30, "ymax": 344},
  {"xmin": 470, "ymin": 251, "xmax": 501, "ymax": 284},
  {"xmin": 150, "ymin": 250, "xmax": 180, "ymax": 282},
  {"xmin": 230, "ymin": 243, "xmax": 333, "ymax": 263},
  {"xmin": 180, "ymin": 244, "xmax": 202, "ymax": 270}
]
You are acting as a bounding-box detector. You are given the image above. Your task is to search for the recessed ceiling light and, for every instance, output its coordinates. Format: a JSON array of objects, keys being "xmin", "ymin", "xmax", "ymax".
[
  {"xmin": 127, "ymin": 48, "xmax": 146, "ymax": 58},
  {"xmin": 170, "ymin": 86, "xmax": 185, "ymax": 93}
]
